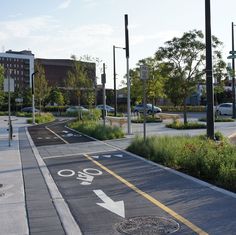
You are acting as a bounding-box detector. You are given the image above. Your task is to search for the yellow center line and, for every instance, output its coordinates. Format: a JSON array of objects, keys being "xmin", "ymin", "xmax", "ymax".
[
  {"xmin": 45, "ymin": 126, "xmax": 69, "ymax": 144},
  {"xmin": 84, "ymin": 154, "xmax": 208, "ymax": 235}
]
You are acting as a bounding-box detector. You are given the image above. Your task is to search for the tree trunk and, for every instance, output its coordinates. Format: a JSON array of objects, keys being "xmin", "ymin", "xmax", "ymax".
[{"xmin": 183, "ymin": 98, "xmax": 187, "ymax": 124}]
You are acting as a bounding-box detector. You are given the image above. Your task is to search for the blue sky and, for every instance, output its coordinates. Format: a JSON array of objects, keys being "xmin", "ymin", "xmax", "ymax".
[{"xmin": 1, "ymin": 0, "xmax": 236, "ymax": 88}]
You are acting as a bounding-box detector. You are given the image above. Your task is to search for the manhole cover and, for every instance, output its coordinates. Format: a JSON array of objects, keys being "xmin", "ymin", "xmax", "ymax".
[{"xmin": 115, "ymin": 216, "xmax": 179, "ymax": 235}]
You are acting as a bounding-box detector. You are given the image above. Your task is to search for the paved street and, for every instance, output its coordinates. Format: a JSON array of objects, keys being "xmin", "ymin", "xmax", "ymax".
[{"xmin": 1, "ymin": 116, "xmax": 236, "ymax": 234}]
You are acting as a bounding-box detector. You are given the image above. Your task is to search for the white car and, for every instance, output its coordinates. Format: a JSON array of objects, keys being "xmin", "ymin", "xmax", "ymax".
[
  {"xmin": 215, "ymin": 103, "xmax": 234, "ymax": 116},
  {"xmin": 66, "ymin": 106, "xmax": 88, "ymax": 113}
]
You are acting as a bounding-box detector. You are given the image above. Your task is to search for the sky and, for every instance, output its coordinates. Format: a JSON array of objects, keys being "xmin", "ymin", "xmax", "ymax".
[{"xmin": 1, "ymin": 0, "xmax": 236, "ymax": 89}]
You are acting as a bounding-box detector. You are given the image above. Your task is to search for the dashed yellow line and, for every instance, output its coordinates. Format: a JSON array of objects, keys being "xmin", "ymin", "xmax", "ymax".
[{"xmin": 84, "ymin": 154, "xmax": 208, "ymax": 235}]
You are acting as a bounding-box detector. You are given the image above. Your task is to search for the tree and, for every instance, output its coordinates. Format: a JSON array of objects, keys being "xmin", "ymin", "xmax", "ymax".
[
  {"xmin": 49, "ymin": 88, "xmax": 65, "ymax": 106},
  {"xmin": 129, "ymin": 57, "xmax": 166, "ymax": 108},
  {"xmin": 34, "ymin": 61, "xmax": 51, "ymax": 112},
  {"xmin": 66, "ymin": 55, "xmax": 94, "ymax": 106},
  {"xmin": 155, "ymin": 30, "xmax": 224, "ymax": 124}
]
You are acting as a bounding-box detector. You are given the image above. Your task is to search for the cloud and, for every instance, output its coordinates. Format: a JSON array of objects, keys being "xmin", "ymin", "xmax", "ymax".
[
  {"xmin": 131, "ymin": 30, "xmax": 183, "ymax": 46},
  {"xmin": 58, "ymin": 0, "xmax": 71, "ymax": 9},
  {"xmin": 0, "ymin": 16, "xmax": 58, "ymax": 39},
  {"xmin": 82, "ymin": 0, "xmax": 98, "ymax": 8}
]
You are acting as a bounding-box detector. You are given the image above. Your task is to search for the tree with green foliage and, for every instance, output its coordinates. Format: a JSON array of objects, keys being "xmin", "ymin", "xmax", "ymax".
[
  {"xmin": 35, "ymin": 61, "xmax": 51, "ymax": 112},
  {"xmin": 66, "ymin": 55, "xmax": 94, "ymax": 106},
  {"xmin": 130, "ymin": 57, "xmax": 166, "ymax": 110},
  {"xmin": 49, "ymin": 88, "xmax": 65, "ymax": 106},
  {"xmin": 155, "ymin": 30, "xmax": 225, "ymax": 124}
]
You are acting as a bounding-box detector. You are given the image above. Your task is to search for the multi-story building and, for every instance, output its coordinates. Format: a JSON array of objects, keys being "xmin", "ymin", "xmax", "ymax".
[
  {"xmin": 0, "ymin": 50, "xmax": 34, "ymax": 91},
  {"xmin": 35, "ymin": 58, "xmax": 96, "ymax": 88}
]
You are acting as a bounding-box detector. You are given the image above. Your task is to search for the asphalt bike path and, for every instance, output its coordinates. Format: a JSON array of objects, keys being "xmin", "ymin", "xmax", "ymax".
[{"xmin": 26, "ymin": 120, "xmax": 236, "ymax": 235}]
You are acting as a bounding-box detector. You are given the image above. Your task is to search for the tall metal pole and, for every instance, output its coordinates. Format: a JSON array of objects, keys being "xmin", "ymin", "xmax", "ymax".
[
  {"xmin": 31, "ymin": 71, "xmax": 38, "ymax": 125},
  {"xmin": 8, "ymin": 69, "xmax": 11, "ymax": 147},
  {"xmin": 113, "ymin": 45, "xmax": 117, "ymax": 116},
  {"xmin": 102, "ymin": 63, "xmax": 106, "ymax": 126},
  {"xmin": 205, "ymin": 0, "xmax": 214, "ymax": 139},
  {"xmin": 125, "ymin": 14, "xmax": 131, "ymax": 135},
  {"xmin": 232, "ymin": 22, "xmax": 236, "ymax": 118}
]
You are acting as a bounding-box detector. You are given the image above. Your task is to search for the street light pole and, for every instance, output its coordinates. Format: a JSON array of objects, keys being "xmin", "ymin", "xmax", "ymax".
[
  {"xmin": 231, "ymin": 22, "xmax": 236, "ymax": 118},
  {"xmin": 205, "ymin": 0, "xmax": 214, "ymax": 139},
  {"xmin": 125, "ymin": 14, "xmax": 131, "ymax": 135},
  {"xmin": 31, "ymin": 71, "xmax": 38, "ymax": 124},
  {"xmin": 113, "ymin": 45, "xmax": 125, "ymax": 116}
]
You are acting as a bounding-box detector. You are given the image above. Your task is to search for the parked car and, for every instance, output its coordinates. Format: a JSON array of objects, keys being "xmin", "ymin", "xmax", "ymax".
[
  {"xmin": 96, "ymin": 104, "xmax": 115, "ymax": 113},
  {"xmin": 215, "ymin": 103, "xmax": 235, "ymax": 116},
  {"xmin": 133, "ymin": 103, "xmax": 162, "ymax": 114},
  {"xmin": 66, "ymin": 106, "xmax": 89, "ymax": 113},
  {"xmin": 21, "ymin": 107, "xmax": 39, "ymax": 113}
]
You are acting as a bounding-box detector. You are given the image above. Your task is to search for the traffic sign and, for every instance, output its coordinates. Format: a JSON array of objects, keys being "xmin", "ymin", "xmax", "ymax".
[
  {"xmin": 229, "ymin": 51, "xmax": 236, "ymax": 54},
  {"xmin": 227, "ymin": 55, "xmax": 236, "ymax": 59},
  {"xmin": 4, "ymin": 78, "xmax": 14, "ymax": 92}
]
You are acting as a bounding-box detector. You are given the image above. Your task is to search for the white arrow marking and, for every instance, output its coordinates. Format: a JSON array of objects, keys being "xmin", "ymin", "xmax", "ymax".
[
  {"xmin": 114, "ymin": 154, "xmax": 123, "ymax": 158},
  {"xmin": 66, "ymin": 133, "xmax": 74, "ymax": 137},
  {"xmin": 93, "ymin": 190, "xmax": 125, "ymax": 218},
  {"xmin": 91, "ymin": 155, "xmax": 99, "ymax": 159},
  {"xmin": 103, "ymin": 155, "xmax": 111, "ymax": 158}
]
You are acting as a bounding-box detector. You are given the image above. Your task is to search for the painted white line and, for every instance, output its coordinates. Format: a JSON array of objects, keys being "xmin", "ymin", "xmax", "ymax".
[
  {"xmin": 93, "ymin": 189, "xmax": 125, "ymax": 218},
  {"xmin": 42, "ymin": 150, "xmax": 112, "ymax": 160}
]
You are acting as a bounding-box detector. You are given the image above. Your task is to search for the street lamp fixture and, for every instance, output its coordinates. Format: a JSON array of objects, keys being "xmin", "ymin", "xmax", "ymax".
[
  {"xmin": 31, "ymin": 71, "xmax": 38, "ymax": 124},
  {"xmin": 113, "ymin": 45, "xmax": 125, "ymax": 116}
]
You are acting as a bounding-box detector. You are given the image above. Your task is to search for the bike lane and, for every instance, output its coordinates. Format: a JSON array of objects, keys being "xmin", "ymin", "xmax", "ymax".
[{"xmin": 42, "ymin": 149, "xmax": 220, "ymax": 235}]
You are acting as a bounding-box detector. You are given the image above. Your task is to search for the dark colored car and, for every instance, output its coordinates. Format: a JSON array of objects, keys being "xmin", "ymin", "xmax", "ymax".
[
  {"xmin": 21, "ymin": 107, "xmax": 39, "ymax": 113},
  {"xmin": 133, "ymin": 104, "xmax": 162, "ymax": 114}
]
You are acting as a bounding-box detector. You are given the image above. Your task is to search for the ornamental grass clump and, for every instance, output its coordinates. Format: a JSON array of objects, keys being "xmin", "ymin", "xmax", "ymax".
[{"xmin": 127, "ymin": 135, "xmax": 236, "ymax": 192}]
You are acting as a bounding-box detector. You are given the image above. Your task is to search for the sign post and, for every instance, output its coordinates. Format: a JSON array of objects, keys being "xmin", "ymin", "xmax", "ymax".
[
  {"xmin": 101, "ymin": 63, "xmax": 106, "ymax": 127},
  {"xmin": 4, "ymin": 69, "xmax": 14, "ymax": 146},
  {"xmin": 227, "ymin": 48, "xmax": 236, "ymax": 118},
  {"xmin": 140, "ymin": 65, "xmax": 149, "ymax": 140}
]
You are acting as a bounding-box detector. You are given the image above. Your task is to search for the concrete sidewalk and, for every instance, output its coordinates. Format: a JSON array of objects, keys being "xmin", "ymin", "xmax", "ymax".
[{"xmin": 0, "ymin": 116, "xmax": 29, "ymax": 235}]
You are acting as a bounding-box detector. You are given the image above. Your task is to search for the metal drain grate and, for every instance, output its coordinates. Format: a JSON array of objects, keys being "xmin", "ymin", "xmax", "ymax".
[{"xmin": 115, "ymin": 216, "xmax": 180, "ymax": 235}]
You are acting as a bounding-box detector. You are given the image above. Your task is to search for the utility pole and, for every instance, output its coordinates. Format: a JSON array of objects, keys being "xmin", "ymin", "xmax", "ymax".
[
  {"xmin": 125, "ymin": 14, "xmax": 131, "ymax": 135},
  {"xmin": 101, "ymin": 63, "xmax": 106, "ymax": 126},
  {"xmin": 31, "ymin": 71, "xmax": 38, "ymax": 124},
  {"xmin": 205, "ymin": 0, "xmax": 214, "ymax": 139},
  {"xmin": 231, "ymin": 22, "xmax": 236, "ymax": 118}
]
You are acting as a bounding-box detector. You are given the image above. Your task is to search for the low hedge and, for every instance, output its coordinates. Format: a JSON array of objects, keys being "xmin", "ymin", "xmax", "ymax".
[
  {"xmin": 159, "ymin": 105, "xmax": 205, "ymax": 112},
  {"xmin": 166, "ymin": 120, "xmax": 206, "ymax": 129},
  {"xmin": 132, "ymin": 116, "xmax": 162, "ymax": 123},
  {"xmin": 27, "ymin": 112, "xmax": 55, "ymax": 124},
  {"xmin": 127, "ymin": 134, "xmax": 236, "ymax": 192},
  {"xmin": 68, "ymin": 120, "xmax": 124, "ymax": 140},
  {"xmin": 199, "ymin": 117, "xmax": 235, "ymax": 122}
]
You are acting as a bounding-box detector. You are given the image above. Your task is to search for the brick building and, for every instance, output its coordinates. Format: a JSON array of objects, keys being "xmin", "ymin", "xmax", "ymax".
[{"xmin": 0, "ymin": 50, "xmax": 34, "ymax": 90}]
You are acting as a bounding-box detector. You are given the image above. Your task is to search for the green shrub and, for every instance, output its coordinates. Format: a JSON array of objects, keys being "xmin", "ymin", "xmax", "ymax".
[
  {"xmin": 199, "ymin": 117, "xmax": 235, "ymax": 122},
  {"xmin": 166, "ymin": 120, "xmax": 206, "ymax": 129},
  {"xmin": 81, "ymin": 109, "xmax": 101, "ymax": 121},
  {"xmin": 68, "ymin": 120, "xmax": 124, "ymax": 140},
  {"xmin": 27, "ymin": 112, "xmax": 55, "ymax": 124},
  {"xmin": 0, "ymin": 111, "xmax": 8, "ymax": 116},
  {"xmin": 127, "ymin": 135, "xmax": 236, "ymax": 192},
  {"xmin": 132, "ymin": 116, "xmax": 162, "ymax": 123},
  {"xmin": 16, "ymin": 112, "xmax": 32, "ymax": 117},
  {"xmin": 159, "ymin": 105, "xmax": 205, "ymax": 112}
]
